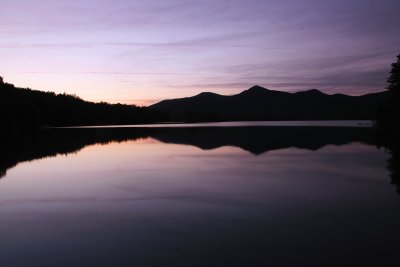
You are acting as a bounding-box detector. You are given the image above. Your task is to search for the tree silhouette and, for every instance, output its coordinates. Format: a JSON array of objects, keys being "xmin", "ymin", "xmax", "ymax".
[
  {"xmin": 387, "ymin": 54, "xmax": 400, "ymax": 95},
  {"xmin": 376, "ymin": 54, "xmax": 400, "ymax": 194},
  {"xmin": 377, "ymin": 54, "xmax": 400, "ymax": 134}
]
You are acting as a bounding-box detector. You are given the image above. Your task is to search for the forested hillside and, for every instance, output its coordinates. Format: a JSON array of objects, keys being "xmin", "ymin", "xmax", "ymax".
[{"xmin": 0, "ymin": 79, "xmax": 165, "ymax": 129}]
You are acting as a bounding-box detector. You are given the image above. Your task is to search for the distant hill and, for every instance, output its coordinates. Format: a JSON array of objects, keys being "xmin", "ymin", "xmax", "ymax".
[
  {"xmin": 151, "ymin": 85, "xmax": 388, "ymax": 122},
  {"xmin": 0, "ymin": 79, "xmax": 165, "ymax": 129}
]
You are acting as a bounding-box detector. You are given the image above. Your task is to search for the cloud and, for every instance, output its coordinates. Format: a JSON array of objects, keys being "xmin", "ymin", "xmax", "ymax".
[
  {"xmin": 0, "ymin": 31, "xmax": 284, "ymax": 51},
  {"xmin": 0, "ymin": 43, "xmax": 95, "ymax": 49},
  {"xmin": 15, "ymin": 71, "xmax": 205, "ymax": 77},
  {"xmin": 167, "ymin": 82, "xmax": 255, "ymax": 90}
]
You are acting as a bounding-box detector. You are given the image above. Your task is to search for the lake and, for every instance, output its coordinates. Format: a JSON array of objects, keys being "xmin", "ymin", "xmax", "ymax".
[
  {"xmin": 62, "ymin": 120, "xmax": 373, "ymax": 128},
  {"xmin": 0, "ymin": 123, "xmax": 399, "ymax": 267}
]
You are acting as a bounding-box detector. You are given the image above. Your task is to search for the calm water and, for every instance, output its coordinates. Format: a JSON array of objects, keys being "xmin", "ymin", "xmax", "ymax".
[
  {"xmin": 63, "ymin": 120, "xmax": 373, "ymax": 128},
  {"xmin": 0, "ymin": 125, "xmax": 399, "ymax": 267}
]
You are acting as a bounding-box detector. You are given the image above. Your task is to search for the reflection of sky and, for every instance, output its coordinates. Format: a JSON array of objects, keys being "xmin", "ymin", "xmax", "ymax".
[
  {"xmin": 0, "ymin": 138, "xmax": 399, "ymax": 266},
  {"xmin": 1, "ymin": 0, "xmax": 399, "ymax": 105},
  {"xmin": 0, "ymin": 138, "xmax": 391, "ymax": 202}
]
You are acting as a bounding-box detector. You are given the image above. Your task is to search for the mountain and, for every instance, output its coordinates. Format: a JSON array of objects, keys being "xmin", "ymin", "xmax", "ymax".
[
  {"xmin": 150, "ymin": 85, "xmax": 388, "ymax": 122},
  {"xmin": 0, "ymin": 79, "xmax": 166, "ymax": 129}
]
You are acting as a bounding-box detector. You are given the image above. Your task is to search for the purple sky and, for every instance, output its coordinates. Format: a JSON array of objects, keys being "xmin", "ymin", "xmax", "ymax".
[{"xmin": 1, "ymin": 0, "xmax": 399, "ymax": 105}]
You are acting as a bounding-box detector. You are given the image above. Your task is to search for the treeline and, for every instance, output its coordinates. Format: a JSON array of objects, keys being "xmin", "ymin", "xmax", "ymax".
[
  {"xmin": 376, "ymin": 54, "xmax": 400, "ymax": 194},
  {"xmin": 0, "ymin": 80, "xmax": 167, "ymax": 129},
  {"xmin": 376, "ymin": 54, "xmax": 400, "ymax": 136}
]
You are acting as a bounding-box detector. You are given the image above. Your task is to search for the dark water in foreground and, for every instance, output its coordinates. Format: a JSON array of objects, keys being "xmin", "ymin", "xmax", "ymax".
[{"xmin": 0, "ymin": 125, "xmax": 399, "ymax": 267}]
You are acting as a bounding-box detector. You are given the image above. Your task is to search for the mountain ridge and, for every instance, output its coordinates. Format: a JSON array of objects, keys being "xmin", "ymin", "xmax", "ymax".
[{"xmin": 150, "ymin": 85, "xmax": 388, "ymax": 122}]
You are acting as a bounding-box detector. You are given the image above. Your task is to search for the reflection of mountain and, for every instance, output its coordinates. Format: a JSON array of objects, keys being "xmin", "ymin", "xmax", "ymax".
[
  {"xmin": 151, "ymin": 127, "xmax": 376, "ymax": 154},
  {"xmin": 0, "ymin": 126, "xmax": 375, "ymax": 179}
]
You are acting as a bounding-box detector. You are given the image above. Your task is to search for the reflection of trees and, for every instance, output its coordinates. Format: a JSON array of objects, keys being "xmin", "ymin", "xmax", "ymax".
[
  {"xmin": 0, "ymin": 128, "xmax": 152, "ymax": 179},
  {"xmin": 385, "ymin": 141, "xmax": 400, "ymax": 194},
  {"xmin": 0, "ymin": 127, "xmax": 375, "ymax": 179}
]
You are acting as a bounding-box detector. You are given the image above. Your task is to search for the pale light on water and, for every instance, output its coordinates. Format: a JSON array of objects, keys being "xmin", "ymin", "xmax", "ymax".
[{"xmin": 61, "ymin": 120, "xmax": 373, "ymax": 128}]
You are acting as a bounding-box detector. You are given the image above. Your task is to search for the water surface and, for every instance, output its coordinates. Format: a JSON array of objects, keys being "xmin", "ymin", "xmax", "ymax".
[
  {"xmin": 0, "ymin": 126, "xmax": 398, "ymax": 267},
  {"xmin": 62, "ymin": 120, "xmax": 373, "ymax": 128}
]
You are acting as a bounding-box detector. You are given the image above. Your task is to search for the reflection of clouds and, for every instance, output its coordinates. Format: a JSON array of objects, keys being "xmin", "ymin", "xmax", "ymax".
[
  {"xmin": 1, "ymin": 143, "xmax": 383, "ymax": 208},
  {"xmin": 0, "ymin": 192, "xmax": 270, "ymax": 210},
  {"xmin": 0, "ymin": 197, "xmax": 99, "ymax": 206}
]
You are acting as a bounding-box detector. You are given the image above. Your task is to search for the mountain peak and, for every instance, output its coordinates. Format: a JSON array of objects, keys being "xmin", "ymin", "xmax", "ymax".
[
  {"xmin": 246, "ymin": 85, "xmax": 268, "ymax": 92},
  {"xmin": 239, "ymin": 85, "xmax": 270, "ymax": 95}
]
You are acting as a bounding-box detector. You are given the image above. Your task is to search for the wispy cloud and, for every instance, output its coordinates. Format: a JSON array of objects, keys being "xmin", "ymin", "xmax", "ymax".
[
  {"xmin": 16, "ymin": 71, "xmax": 207, "ymax": 76},
  {"xmin": 0, "ymin": 31, "xmax": 293, "ymax": 51}
]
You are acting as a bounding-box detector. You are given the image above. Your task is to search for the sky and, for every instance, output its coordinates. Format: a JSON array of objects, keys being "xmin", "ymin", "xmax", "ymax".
[{"xmin": 0, "ymin": 0, "xmax": 399, "ymax": 106}]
